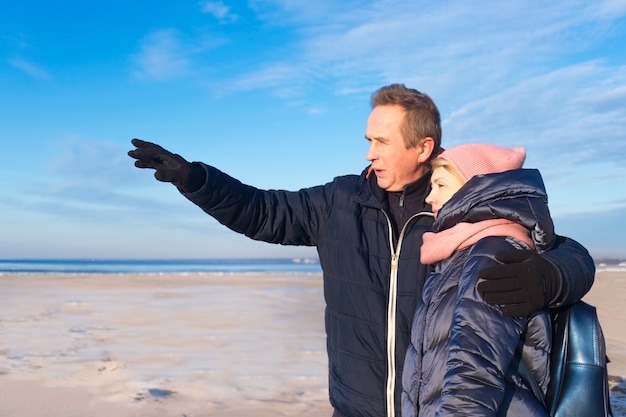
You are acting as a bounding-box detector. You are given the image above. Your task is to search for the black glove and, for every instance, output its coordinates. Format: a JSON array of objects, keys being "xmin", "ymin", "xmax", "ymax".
[
  {"xmin": 477, "ymin": 249, "xmax": 560, "ymax": 317},
  {"xmin": 128, "ymin": 138, "xmax": 205, "ymax": 193}
]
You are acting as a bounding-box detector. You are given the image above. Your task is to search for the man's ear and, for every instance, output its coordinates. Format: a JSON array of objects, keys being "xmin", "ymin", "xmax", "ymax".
[{"xmin": 417, "ymin": 137, "xmax": 435, "ymax": 163}]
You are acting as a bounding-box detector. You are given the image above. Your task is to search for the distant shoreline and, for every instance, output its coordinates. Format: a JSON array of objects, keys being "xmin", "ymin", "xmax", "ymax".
[
  {"xmin": 1, "ymin": 257, "xmax": 624, "ymax": 275},
  {"xmin": 0, "ymin": 258, "xmax": 322, "ymax": 275}
]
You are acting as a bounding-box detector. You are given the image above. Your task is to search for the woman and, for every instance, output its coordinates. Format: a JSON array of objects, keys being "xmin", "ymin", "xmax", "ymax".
[{"xmin": 402, "ymin": 144, "xmax": 552, "ymax": 417}]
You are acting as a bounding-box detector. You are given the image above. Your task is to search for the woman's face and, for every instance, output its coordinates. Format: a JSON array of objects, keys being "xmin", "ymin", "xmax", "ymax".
[{"xmin": 426, "ymin": 166, "xmax": 464, "ymax": 218}]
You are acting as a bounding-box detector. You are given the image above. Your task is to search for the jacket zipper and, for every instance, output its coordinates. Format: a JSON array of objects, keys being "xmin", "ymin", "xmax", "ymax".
[{"xmin": 383, "ymin": 209, "xmax": 435, "ymax": 417}]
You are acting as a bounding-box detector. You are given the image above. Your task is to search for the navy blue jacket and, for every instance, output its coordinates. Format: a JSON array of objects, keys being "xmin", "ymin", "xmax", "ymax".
[
  {"xmin": 402, "ymin": 169, "xmax": 554, "ymax": 417},
  {"xmin": 183, "ymin": 164, "xmax": 595, "ymax": 417}
]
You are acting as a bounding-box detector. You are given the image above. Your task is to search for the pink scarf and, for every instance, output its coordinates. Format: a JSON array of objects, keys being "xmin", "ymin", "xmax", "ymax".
[{"xmin": 421, "ymin": 219, "xmax": 534, "ymax": 264}]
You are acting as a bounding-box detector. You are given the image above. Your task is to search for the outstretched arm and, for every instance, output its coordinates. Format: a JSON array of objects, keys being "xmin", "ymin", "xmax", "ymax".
[
  {"xmin": 477, "ymin": 236, "xmax": 595, "ymax": 317},
  {"xmin": 128, "ymin": 138, "xmax": 328, "ymax": 247}
]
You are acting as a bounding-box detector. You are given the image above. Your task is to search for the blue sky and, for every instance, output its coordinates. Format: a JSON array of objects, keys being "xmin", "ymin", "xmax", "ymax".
[{"xmin": 1, "ymin": 0, "xmax": 625, "ymax": 260}]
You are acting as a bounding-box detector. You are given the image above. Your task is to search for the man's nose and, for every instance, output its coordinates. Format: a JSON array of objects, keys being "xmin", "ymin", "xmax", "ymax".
[{"xmin": 366, "ymin": 143, "xmax": 377, "ymax": 161}]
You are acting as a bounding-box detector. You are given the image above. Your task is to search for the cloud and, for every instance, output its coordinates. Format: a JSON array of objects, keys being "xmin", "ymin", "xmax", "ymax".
[
  {"xmin": 127, "ymin": 1, "xmax": 624, "ymax": 100},
  {"xmin": 248, "ymin": 0, "xmax": 365, "ymax": 24},
  {"xmin": 9, "ymin": 58, "xmax": 51, "ymax": 80},
  {"xmin": 131, "ymin": 27, "xmax": 229, "ymax": 81},
  {"xmin": 442, "ymin": 61, "xmax": 626, "ymax": 162},
  {"xmin": 200, "ymin": 1, "xmax": 238, "ymax": 23},
  {"xmin": 0, "ymin": 136, "xmax": 212, "ymax": 233},
  {"xmin": 46, "ymin": 137, "xmax": 136, "ymax": 185},
  {"xmin": 131, "ymin": 29, "xmax": 193, "ymax": 81},
  {"xmin": 595, "ymin": 0, "xmax": 626, "ymax": 17},
  {"xmin": 590, "ymin": 85, "xmax": 626, "ymax": 113},
  {"xmin": 226, "ymin": 63, "xmax": 308, "ymax": 97},
  {"xmin": 221, "ymin": 0, "xmax": 626, "ymax": 99}
]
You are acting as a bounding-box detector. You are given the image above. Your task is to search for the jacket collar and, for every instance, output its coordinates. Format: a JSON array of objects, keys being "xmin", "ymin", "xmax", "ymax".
[
  {"xmin": 355, "ymin": 164, "xmax": 432, "ymax": 211},
  {"xmin": 433, "ymin": 168, "xmax": 554, "ymax": 252}
]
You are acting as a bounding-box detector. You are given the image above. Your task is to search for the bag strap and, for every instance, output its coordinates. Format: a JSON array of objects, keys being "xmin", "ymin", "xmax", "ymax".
[{"xmin": 511, "ymin": 346, "xmax": 547, "ymax": 408}]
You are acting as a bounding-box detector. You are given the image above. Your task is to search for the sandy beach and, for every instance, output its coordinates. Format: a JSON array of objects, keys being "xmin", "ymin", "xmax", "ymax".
[{"xmin": 1, "ymin": 270, "xmax": 624, "ymax": 416}]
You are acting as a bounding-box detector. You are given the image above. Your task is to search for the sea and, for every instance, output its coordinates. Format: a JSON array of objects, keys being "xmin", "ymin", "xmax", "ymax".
[
  {"xmin": 1, "ymin": 258, "xmax": 624, "ymax": 275},
  {"xmin": 0, "ymin": 258, "xmax": 323, "ymax": 275}
]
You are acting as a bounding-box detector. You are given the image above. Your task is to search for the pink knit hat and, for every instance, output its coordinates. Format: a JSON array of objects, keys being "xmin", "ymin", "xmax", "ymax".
[{"xmin": 438, "ymin": 144, "xmax": 526, "ymax": 182}]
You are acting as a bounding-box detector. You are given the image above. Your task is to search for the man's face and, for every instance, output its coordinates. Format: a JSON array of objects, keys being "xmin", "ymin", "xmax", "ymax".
[{"xmin": 365, "ymin": 105, "xmax": 429, "ymax": 192}]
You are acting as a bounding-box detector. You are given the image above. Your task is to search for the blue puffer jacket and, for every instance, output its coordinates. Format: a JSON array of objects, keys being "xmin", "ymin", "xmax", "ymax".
[
  {"xmin": 402, "ymin": 169, "xmax": 554, "ymax": 417},
  {"xmin": 182, "ymin": 163, "xmax": 594, "ymax": 417}
]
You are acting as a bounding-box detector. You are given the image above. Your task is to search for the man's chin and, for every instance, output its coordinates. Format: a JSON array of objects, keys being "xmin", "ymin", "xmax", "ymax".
[
  {"xmin": 376, "ymin": 179, "xmax": 391, "ymax": 190},
  {"xmin": 378, "ymin": 180, "xmax": 403, "ymax": 192}
]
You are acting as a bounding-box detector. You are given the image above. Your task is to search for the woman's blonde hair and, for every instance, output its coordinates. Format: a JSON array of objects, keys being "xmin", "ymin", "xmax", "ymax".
[{"xmin": 430, "ymin": 157, "xmax": 465, "ymax": 184}]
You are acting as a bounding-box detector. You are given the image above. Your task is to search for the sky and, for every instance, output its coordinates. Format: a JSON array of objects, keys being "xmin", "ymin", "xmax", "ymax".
[{"xmin": 1, "ymin": 0, "xmax": 625, "ymax": 260}]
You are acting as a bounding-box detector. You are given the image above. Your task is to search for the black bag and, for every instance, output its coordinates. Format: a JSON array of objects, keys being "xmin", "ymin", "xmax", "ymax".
[{"xmin": 514, "ymin": 301, "xmax": 613, "ymax": 417}]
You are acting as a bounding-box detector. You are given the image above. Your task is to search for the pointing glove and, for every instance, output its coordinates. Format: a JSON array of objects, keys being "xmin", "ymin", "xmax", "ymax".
[
  {"xmin": 128, "ymin": 138, "xmax": 206, "ymax": 193},
  {"xmin": 477, "ymin": 249, "xmax": 560, "ymax": 317}
]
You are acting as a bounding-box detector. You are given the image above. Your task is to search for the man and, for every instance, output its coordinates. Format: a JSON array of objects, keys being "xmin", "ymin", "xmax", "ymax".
[{"xmin": 128, "ymin": 84, "xmax": 595, "ymax": 417}]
